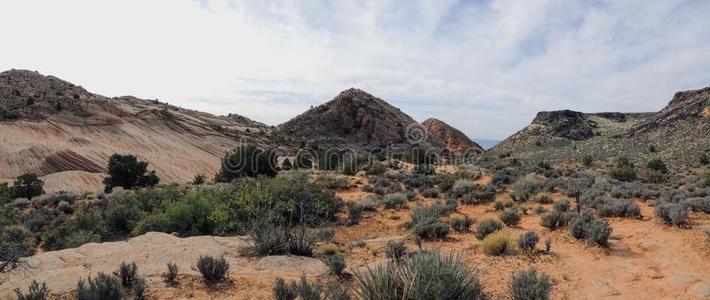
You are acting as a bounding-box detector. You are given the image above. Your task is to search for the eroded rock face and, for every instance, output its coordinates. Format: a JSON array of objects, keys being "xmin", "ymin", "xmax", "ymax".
[
  {"xmin": 278, "ymin": 88, "xmax": 443, "ymax": 150},
  {"xmin": 530, "ymin": 110, "xmax": 596, "ymax": 141},
  {"xmin": 422, "ymin": 118, "xmax": 483, "ymax": 155},
  {"xmin": 0, "ymin": 70, "xmax": 272, "ymax": 192},
  {"xmin": 627, "ymin": 86, "xmax": 710, "ymax": 137}
]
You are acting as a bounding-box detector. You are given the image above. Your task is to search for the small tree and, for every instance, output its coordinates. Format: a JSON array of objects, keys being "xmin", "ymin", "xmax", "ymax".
[
  {"xmin": 103, "ymin": 154, "xmax": 159, "ymax": 193},
  {"xmin": 216, "ymin": 144, "xmax": 277, "ymax": 182},
  {"xmin": 13, "ymin": 173, "xmax": 45, "ymax": 199},
  {"xmin": 192, "ymin": 174, "xmax": 206, "ymax": 185},
  {"xmin": 700, "ymin": 153, "xmax": 709, "ymax": 165}
]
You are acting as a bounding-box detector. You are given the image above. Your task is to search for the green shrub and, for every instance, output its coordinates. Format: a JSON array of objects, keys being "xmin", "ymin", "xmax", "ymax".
[
  {"xmin": 414, "ymin": 221, "xmax": 450, "ymax": 240},
  {"xmin": 13, "ymin": 173, "xmax": 45, "ymax": 199},
  {"xmin": 324, "ymin": 253, "xmax": 347, "ymax": 277},
  {"xmin": 540, "ymin": 211, "xmax": 570, "ymax": 230},
  {"xmin": 511, "ymin": 174, "xmax": 544, "ymax": 201},
  {"xmin": 383, "ymin": 193, "xmax": 407, "ymax": 209},
  {"xmin": 451, "ymin": 179, "xmax": 475, "ymax": 197},
  {"xmin": 598, "ymin": 199, "xmax": 641, "ymax": 218},
  {"xmin": 585, "ymin": 219, "xmax": 612, "ymax": 247},
  {"xmin": 704, "ymin": 173, "xmax": 710, "ymax": 187},
  {"xmin": 114, "ymin": 261, "xmax": 138, "ymax": 289},
  {"xmin": 317, "ymin": 175, "xmax": 349, "ymax": 189},
  {"xmin": 570, "ymin": 212, "xmax": 594, "ymax": 239},
  {"xmin": 609, "ymin": 166, "xmax": 636, "ymax": 182},
  {"xmin": 481, "ymin": 230, "xmax": 515, "ymax": 256},
  {"xmin": 569, "ymin": 213, "xmax": 612, "ymax": 247},
  {"xmin": 14, "ymin": 280, "xmax": 50, "ymax": 300},
  {"xmin": 655, "ymin": 202, "xmax": 688, "ymax": 227},
  {"xmin": 273, "ymin": 277, "xmax": 298, "ymax": 300},
  {"xmin": 76, "ymin": 273, "xmax": 123, "ymax": 300},
  {"xmin": 385, "ymin": 240, "xmax": 407, "ymax": 260},
  {"xmin": 553, "ymin": 199, "xmax": 571, "ymax": 212},
  {"xmin": 420, "ymin": 187, "xmax": 439, "ymax": 198},
  {"xmin": 517, "ymin": 231, "xmax": 539, "ymax": 254},
  {"xmin": 500, "ymin": 210, "xmax": 521, "ymax": 226},
  {"xmin": 215, "ymin": 144, "xmax": 278, "ymax": 182},
  {"xmin": 132, "ymin": 277, "xmax": 146, "ymax": 300},
  {"xmin": 192, "ymin": 174, "xmax": 206, "ymax": 185},
  {"xmin": 103, "ymin": 154, "xmax": 159, "ymax": 192},
  {"xmin": 346, "ymin": 203, "xmax": 364, "ymax": 226},
  {"xmin": 354, "ymin": 251, "xmax": 486, "ymax": 300},
  {"xmin": 510, "ymin": 268, "xmax": 552, "ymax": 300},
  {"xmin": 163, "ymin": 262, "xmax": 179, "ymax": 285},
  {"xmin": 450, "ymin": 216, "xmax": 474, "ymax": 232},
  {"xmin": 646, "ymin": 159, "xmax": 668, "ymax": 174},
  {"xmin": 533, "ymin": 192, "xmax": 553, "ymax": 204},
  {"xmin": 196, "ymin": 256, "xmax": 229, "ymax": 284},
  {"xmin": 683, "ymin": 198, "xmax": 710, "ymax": 213},
  {"xmin": 436, "ymin": 174, "xmax": 457, "ymax": 194},
  {"xmin": 164, "ymin": 193, "xmax": 215, "ymax": 235},
  {"xmin": 475, "ymin": 219, "xmax": 503, "ymax": 240}
]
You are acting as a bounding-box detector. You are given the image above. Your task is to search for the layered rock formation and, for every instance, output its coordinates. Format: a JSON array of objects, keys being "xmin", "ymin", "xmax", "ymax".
[{"xmin": 422, "ymin": 118, "xmax": 483, "ymax": 155}]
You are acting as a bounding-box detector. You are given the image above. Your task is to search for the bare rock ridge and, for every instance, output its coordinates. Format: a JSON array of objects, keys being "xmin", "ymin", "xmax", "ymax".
[
  {"xmin": 422, "ymin": 118, "xmax": 483, "ymax": 155},
  {"xmin": 278, "ymin": 88, "xmax": 444, "ymax": 149},
  {"xmin": 0, "ymin": 69, "xmax": 271, "ymax": 192},
  {"xmin": 492, "ymin": 86, "xmax": 710, "ymax": 165}
]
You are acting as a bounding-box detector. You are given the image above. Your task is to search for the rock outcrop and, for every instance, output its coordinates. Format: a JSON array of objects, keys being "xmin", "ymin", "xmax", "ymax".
[
  {"xmin": 0, "ymin": 70, "xmax": 271, "ymax": 192},
  {"xmin": 491, "ymin": 86, "xmax": 710, "ymax": 167},
  {"xmin": 278, "ymin": 88, "xmax": 443, "ymax": 150},
  {"xmin": 422, "ymin": 118, "xmax": 483, "ymax": 155}
]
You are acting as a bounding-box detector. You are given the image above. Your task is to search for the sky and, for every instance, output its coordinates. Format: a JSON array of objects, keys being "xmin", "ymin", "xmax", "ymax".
[{"xmin": 1, "ymin": 0, "xmax": 709, "ymax": 140}]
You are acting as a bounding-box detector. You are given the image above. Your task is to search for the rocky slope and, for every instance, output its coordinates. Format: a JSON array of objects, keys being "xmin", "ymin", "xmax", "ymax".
[
  {"xmin": 491, "ymin": 86, "xmax": 710, "ymax": 166},
  {"xmin": 278, "ymin": 88, "xmax": 445, "ymax": 151},
  {"xmin": 0, "ymin": 70, "xmax": 271, "ymax": 192},
  {"xmin": 422, "ymin": 118, "xmax": 483, "ymax": 155}
]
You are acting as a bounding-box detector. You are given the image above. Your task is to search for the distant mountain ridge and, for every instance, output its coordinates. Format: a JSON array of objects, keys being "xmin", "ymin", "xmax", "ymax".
[{"xmin": 492, "ymin": 86, "xmax": 710, "ymax": 166}]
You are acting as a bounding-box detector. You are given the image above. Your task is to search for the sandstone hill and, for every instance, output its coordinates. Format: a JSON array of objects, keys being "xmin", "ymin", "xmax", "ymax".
[
  {"xmin": 491, "ymin": 86, "xmax": 710, "ymax": 166},
  {"xmin": 0, "ymin": 70, "xmax": 271, "ymax": 192},
  {"xmin": 422, "ymin": 118, "xmax": 483, "ymax": 155},
  {"xmin": 277, "ymin": 88, "xmax": 445, "ymax": 151}
]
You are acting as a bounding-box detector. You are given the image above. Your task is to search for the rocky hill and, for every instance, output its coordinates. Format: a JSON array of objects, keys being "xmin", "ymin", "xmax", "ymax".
[
  {"xmin": 422, "ymin": 118, "xmax": 483, "ymax": 155},
  {"xmin": 491, "ymin": 86, "xmax": 710, "ymax": 166},
  {"xmin": 0, "ymin": 70, "xmax": 271, "ymax": 192},
  {"xmin": 278, "ymin": 88, "xmax": 445, "ymax": 151}
]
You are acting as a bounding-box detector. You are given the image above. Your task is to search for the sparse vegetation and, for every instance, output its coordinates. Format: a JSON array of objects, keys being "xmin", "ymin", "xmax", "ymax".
[
  {"xmin": 76, "ymin": 273, "xmax": 123, "ymax": 300},
  {"xmin": 475, "ymin": 218, "xmax": 503, "ymax": 240},
  {"xmin": 14, "ymin": 280, "xmax": 50, "ymax": 300},
  {"xmin": 450, "ymin": 216, "xmax": 474, "ymax": 232},
  {"xmin": 517, "ymin": 231, "xmax": 540, "ymax": 254},
  {"xmin": 509, "ymin": 268, "xmax": 552, "ymax": 300},
  {"xmin": 385, "ymin": 240, "xmax": 407, "ymax": 260},
  {"xmin": 196, "ymin": 256, "xmax": 229, "ymax": 284},
  {"xmin": 655, "ymin": 202, "xmax": 689, "ymax": 227},
  {"xmin": 163, "ymin": 262, "xmax": 179, "ymax": 285},
  {"xmin": 354, "ymin": 251, "xmax": 486, "ymax": 300},
  {"xmin": 500, "ymin": 209, "xmax": 521, "ymax": 226},
  {"xmin": 481, "ymin": 230, "xmax": 515, "ymax": 256}
]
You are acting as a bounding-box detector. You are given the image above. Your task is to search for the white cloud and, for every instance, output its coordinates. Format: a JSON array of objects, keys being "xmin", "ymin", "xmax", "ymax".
[{"xmin": 1, "ymin": 0, "xmax": 709, "ymax": 139}]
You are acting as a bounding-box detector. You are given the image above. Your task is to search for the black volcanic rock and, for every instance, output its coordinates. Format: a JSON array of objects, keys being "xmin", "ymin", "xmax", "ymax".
[{"xmin": 531, "ymin": 110, "xmax": 596, "ymax": 141}]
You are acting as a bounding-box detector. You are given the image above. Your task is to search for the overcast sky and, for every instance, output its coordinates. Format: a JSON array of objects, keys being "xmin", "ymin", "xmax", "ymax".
[{"xmin": 1, "ymin": 0, "xmax": 709, "ymax": 140}]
